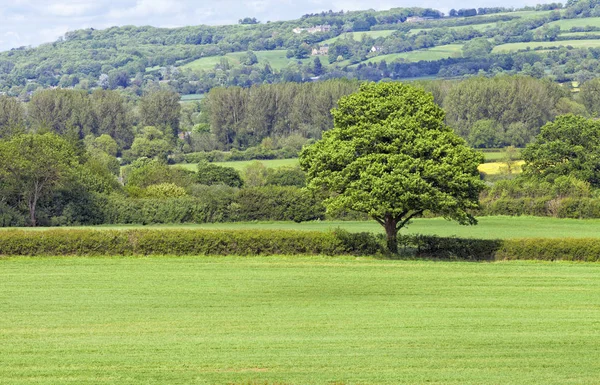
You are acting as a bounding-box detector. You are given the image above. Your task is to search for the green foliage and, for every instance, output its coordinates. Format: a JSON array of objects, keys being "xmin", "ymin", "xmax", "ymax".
[
  {"xmin": 28, "ymin": 89, "xmax": 94, "ymax": 139},
  {"xmin": 522, "ymin": 114, "xmax": 600, "ymax": 186},
  {"xmin": 462, "ymin": 37, "xmax": 493, "ymax": 57},
  {"xmin": 301, "ymin": 82, "xmax": 484, "ymax": 252},
  {"xmin": 127, "ymin": 126, "xmax": 173, "ymax": 160},
  {"xmin": 443, "ymin": 76, "xmax": 569, "ymax": 146},
  {"xmin": 197, "ymin": 161, "xmax": 244, "ymax": 188},
  {"xmin": 0, "ymin": 229, "xmax": 380, "ymax": 256},
  {"xmin": 139, "ymin": 89, "xmax": 181, "ymax": 140},
  {"xmin": 266, "ymin": 166, "xmax": 306, "ymax": 187},
  {"xmin": 123, "ymin": 158, "xmax": 195, "ymax": 188},
  {"xmin": 0, "ymin": 133, "xmax": 78, "ymax": 226},
  {"xmin": 0, "ymin": 95, "xmax": 25, "ymax": 138},
  {"xmin": 242, "ymin": 161, "xmax": 268, "ymax": 187},
  {"xmin": 144, "ymin": 183, "xmax": 188, "ymax": 199},
  {"xmin": 236, "ymin": 186, "xmax": 325, "ymax": 222},
  {"xmin": 467, "ymin": 119, "xmax": 503, "ymax": 148}
]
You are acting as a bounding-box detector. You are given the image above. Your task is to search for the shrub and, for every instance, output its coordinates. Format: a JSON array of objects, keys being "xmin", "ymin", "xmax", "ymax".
[
  {"xmin": 236, "ymin": 186, "xmax": 325, "ymax": 222},
  {"xmin": 197, "ymin": 162, "xmax": 244, "ymax": 188},
  {"xmin": 0, "ymin": 229, "xmax": 382, "ymax": 256}
]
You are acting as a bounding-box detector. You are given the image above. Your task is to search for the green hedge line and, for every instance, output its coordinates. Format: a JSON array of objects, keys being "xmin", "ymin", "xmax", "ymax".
[
  {"xmin": 0, "ymin": 229, "xmax": 381, "ymax": 256},
  {"xmin": 408, "ymin": 235, "xmax": 600, "ymax": 262},
  {"xmin": 1, "ymin": 229, "xmax": 600, "ymax": 261},
  {"xmin": 479, "ymin": 197, "xmax": 600, "ymax": 218}
]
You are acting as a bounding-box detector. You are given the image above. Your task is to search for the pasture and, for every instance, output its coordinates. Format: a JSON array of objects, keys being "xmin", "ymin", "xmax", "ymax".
[
  {"xmin": 181, "ymin": 50, "xmax": 311, "ymax": 71},
  {"xmin": 546, "ymin": 16, "xmax": 600, "ymax": 31},
  {"xmin": 408, "ymin": 22, "xmax": 498, "ymax": 35},
  {"xmin": 173, "ymin": 158, "xmax": 300, "ymax": 172},
  {"xmin": 2, "ymin": 256, "xmax": 600, "ymax": 384},
  {"xmin": 354, "ymin": 44, "xmax": 463, "ymax": 65},
  {"xmin": 493, "ymin": 39, "xmax": 600, "ymax": 53},
  {"xmin": 320, "ymin": 30, "xmax": 396, "ymax": 45},
  {"xmin": 6, "ymin": 216, "xmax": 600, "ymax": 239}
]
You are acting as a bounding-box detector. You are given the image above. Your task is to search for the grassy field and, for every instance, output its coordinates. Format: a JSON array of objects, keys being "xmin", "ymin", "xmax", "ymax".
[
  {"xmin": 320, "ymin": 30, "xmax": 396, "ymax": 45},
  {"xmin": 492, "ymin": 10, "xmax": 555, "ymax": 19},
  {"xmin": 7, "ymin": 216, "xmax": 600, "ymax": 239},
  {"xmin": 181, "ymin": 50, "xmax": 311, "ymax": 71},
  {"xmin": 180, "ymin": 94, "xmax": 205, "ymax": 103},
  {"xmin": 356, "ymin": 44, "xmax": 463, "ymax": 65},
  {"xmin": 408, "ymin": 22, "xmax": 498, "ymax": 35},
  {"xmin": 493, "ymin": 39, "xmax": 600, "ymax": 53},
  {"xmin": 546, "ymin": 17, "xmax": 600, "ymax": 30},
  {"xmin": 175, "ymin": 157, "xmax": 514, "ymax": 173},
  {"xmin": 559, "ymin": 31, "xmax": 600, "ymax": 38},
  {"xmin": 173, "ymin": 158, "xmax": 299, "ymax": 172},
  {"xmin": 2, "ymin": 256, "xmax": 600, "ymax": 384}
]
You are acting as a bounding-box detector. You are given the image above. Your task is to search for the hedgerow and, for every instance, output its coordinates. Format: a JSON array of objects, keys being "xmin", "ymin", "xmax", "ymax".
[
  {"xmin": 0, "ymin": 229, "xmax": 381, "ymax": 256},
  {"xmin": 1, "ymin": 229, "xmax": 600, "ymax": 261}
]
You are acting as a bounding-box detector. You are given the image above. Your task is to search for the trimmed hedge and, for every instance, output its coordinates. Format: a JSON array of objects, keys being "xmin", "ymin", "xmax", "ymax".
[
  {"xmin": 1, "ymin": 229, "xmax": 600, "ymax": 261},
  {"xmin": 0, "ymin": 229, "xmax": 381, "ymax": 257},
  {"xmin": 408, "ymin": 235, "xmax": 600, "ymax": 262}
]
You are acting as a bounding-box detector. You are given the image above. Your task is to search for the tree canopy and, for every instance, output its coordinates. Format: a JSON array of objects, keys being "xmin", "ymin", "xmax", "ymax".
[
  {"xmin": 300, "ymin": 82, "xmax": 484, "ymax": 252},
  {"xmin": 522, "ymin": 114, "xmax": 600, "ymax": 187}
]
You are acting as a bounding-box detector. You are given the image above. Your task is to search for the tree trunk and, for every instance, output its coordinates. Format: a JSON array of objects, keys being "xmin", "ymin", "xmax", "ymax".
[
  {"xmin": 384, "ymin": 214, "xmax": 399, "ymax": 254},
  {"xmin": 28, "ymin": 199, "xmax": 36, "ymax": 227}
]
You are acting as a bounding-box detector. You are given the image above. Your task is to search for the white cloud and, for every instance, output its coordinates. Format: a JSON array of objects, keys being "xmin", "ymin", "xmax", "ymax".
[{"xmin": 46, "ymin": 2, "xmax": 99, "ymax": 17}]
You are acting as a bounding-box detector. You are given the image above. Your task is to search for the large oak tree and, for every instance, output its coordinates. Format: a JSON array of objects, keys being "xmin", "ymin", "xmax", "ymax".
[{"xmin": 300, "ymin": 82, "xmax": 484, "ymax": 253}]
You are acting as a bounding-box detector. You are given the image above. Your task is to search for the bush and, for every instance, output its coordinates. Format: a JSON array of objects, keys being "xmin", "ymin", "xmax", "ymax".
[
  {"xmin": 197, "ymin": 162, "xmax": 244, "ymax": 188},
  {"xmin": 0, "ymin": 229, "xmax": 382, "ymax": 256},
  {"xmin": 401, "ymin": 235, "xmax": 600, "ymax": 262},
  {"xmin": 236, "ymin": 186, "xmax": 325, "ymax": 222}
]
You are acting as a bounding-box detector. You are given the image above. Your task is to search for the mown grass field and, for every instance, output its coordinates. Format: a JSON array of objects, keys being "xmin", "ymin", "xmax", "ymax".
[
  {"xmin": 546, "ymin": 16, "xmax": 600, "ymax": 30},
  {"xmin": 1, "ymin": 256, "xmax": 600, "ymax": 384},
  {"xmin": 493, "ymin": 39, "xmax": 600, "ymax": 53},
  {"xmin": 181, "ymin": 50, "xmax": 312, "ymax": 71},
  {"xmin": 7, "ymin": 216, "xmax": 600, "ymax": 239},
  {"xmin": 408, "ymin": 22, "xmax": 498, "ymax": 35},
  {"xmin": 320, "ymin": 30, "xmax": 396, "ymax": 45},
  {"xmin": 357, "ymin": 44, "xmax": 463, "ymax": 64}
]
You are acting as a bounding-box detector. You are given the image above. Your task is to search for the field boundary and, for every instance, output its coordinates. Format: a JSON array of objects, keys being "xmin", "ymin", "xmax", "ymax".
[{"xmin": 2, "ymin": 229, "xmax": 600, "ymax": 261}]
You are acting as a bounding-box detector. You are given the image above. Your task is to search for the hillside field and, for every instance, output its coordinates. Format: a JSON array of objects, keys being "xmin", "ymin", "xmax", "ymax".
[
  {"xmin": 493, "ymin": 39, "xmax": 600, "ymax": 53},
  {"xmin": 357, "ymin": 44, "xmax": 463, "ymax": 64},
  {"xmin": 546, "ymin": 16, "xmax": 600, "ymax": 30},
  {"xmin": 2, "ymin": 256, "xmax": 600, "ymax": 384},
  {"xmin": 320, "ymin": 30, "xmax": 397, "ymax": 45},
  {"xmin": 182, "ymin": 50, "xmax": 312, "ymax": 71}
]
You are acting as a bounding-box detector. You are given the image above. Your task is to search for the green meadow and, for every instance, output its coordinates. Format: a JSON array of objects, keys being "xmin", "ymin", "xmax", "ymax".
[
  {"xmin": 357, "ymin": 44, "xmax": 463, "ymax": 64},
  {"xmin": 546, "ymin": 16, "xmax": 600, "ymax": 30},
  {"xmin": 320, "ymin": 30, "xmax": 397, "ymax": 45},
  {"xmin": 2, "ymin": 256, "xmax": 600, "ymax": 384},
  {"xmin": 7, "ymin": 216, "xmax": 600, "ymax": 239},
  {"xmin": 182, "ymin": 50, "xmax": 312, "ymax": 71},
  {"xmin": 493, "ymin": 39, "xmax": 600, "ymax": 53}
]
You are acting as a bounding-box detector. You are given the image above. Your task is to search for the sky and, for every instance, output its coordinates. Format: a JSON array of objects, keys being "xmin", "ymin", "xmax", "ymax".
[{"xmin": 0, "ymin": 0, "xmax": 544, "ymax": 52}]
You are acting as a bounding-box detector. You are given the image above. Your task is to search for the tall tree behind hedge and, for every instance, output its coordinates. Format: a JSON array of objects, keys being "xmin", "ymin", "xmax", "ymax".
[
  {"xmin": 443, "ymin": 76, "xmax": 570, "ymax": 146},
  {"xmin": 90, "ymin": 90, "xmax": 134, "ymax": 150},
  {"xmin": 0, "ymin": 95, "xmax": 25, "ymax": 138},
  {"xmin": 28, "ymin": 89, "xmax": 94, "ymax": 139},
  {"xmin": 205, "ymin": 80, "xmax": 358, "ymax": 149},
  {"xmin": 139, "ymin": 89, "xmax": 181, "ymax": 140}
]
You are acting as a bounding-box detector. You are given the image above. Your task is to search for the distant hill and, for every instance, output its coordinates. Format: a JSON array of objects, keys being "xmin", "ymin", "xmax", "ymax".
[{"xmin": 2, "ymin": 1, "xmax": 600, "ymax": 98}]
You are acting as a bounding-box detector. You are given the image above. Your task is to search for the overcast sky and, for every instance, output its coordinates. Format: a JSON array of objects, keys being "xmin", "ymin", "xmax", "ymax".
[{"xmin": 0, "ymin": 0, "xmax": 544, "ymax": 51}]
